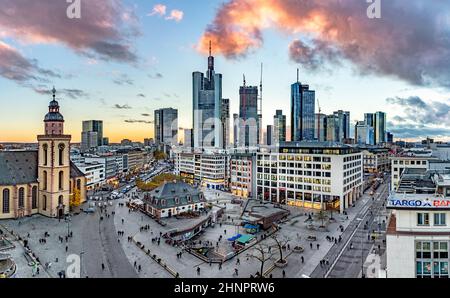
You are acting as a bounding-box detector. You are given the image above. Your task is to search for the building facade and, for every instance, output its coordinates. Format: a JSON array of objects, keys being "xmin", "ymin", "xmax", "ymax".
[
  {"xmin": 174, "ymin": 149, "xmax": 227, "ymax": 190},
  {"xmin": 256, "ymin": 142, "xmax": 363, "ymax": 213},
  {"xmin": 0, "ymin": 88, "xmax": 86, "ymax": 219},
  {"xmin": 229, "ymin": 153, "xmax": 257, "ymax": 198},
  {"xmin": 193, "ymin": 44, "xmax": 223, "ymax": 149},
  {"xmin": 273, "ymin": 110, "xmax": 286, "ymax": 145},
  {"xmin": 154, "ymin": 108, "xmax": 178, "ymax": 146},
  {"xmin": 386, "ymin": 171, "xmax": 450, "ymax": 278},
  {"xmin": 238, "ymin": 83, "xmax": 259, "ymax": 148},
  {"xmin": 291, "ymin": 75, "xmax": 315, "ymax": 142}
]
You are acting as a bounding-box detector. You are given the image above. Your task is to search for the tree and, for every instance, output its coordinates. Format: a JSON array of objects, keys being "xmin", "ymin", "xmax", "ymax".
[
  {"xmin": 248, "ymin": 243, "xmax": 275, "ymax": 277},
  {"xmin": 153, "ymin": 150, "xmax": 167, "ymax": 161},
  {"xmin": 315, "ymin": 210, "xmax": 329, "ymax": 228},
  {"xmin": 70, "ymin": 188, "xmax": 81, "ymax": 207},
  {"xmin": 136, "ymin": 173, "xmax": 183, "ymax": 191},
  {"xmin": 271, "ymin": 235, "xmax": 290, "ymax": 264}
]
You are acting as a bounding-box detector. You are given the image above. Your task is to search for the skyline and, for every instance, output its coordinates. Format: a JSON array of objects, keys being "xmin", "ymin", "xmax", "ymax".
[{"xmin": 1, "ymin": 0, "xmax": 450, "ymax": 143}]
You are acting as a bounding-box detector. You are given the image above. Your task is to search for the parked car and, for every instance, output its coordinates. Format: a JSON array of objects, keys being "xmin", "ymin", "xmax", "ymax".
[{"xmin": 84, "ymin": 207, "xmax": 96, "ymax": 214}]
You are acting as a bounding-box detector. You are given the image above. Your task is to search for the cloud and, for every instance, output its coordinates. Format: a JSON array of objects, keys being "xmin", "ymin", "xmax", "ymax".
[
  {"xmin": 388, "ymin": 123, "xmax": 450, "ymax": 140},
  {"xmin": 166, "ymin": 10, "xmax": 184, "ymax": 22},
  {"xmin": 137, "ymin": 93, "xmax": 146, "ymax": 98},
  {"xmin": 198, "ymin": 0, "xmax": 450, "ymax": 87},
  {"xmin": 0, "ymin": 41, "xmax": 60, "ymax": 84},
  {"xmin": 113, "ymin": 104, "xmax": 132, "ymax": 109},
  {"xmin": 124, "ymin": 119, "xmax": 153, "ymax": 124},
  {"xmin": 148, "ymin": 73, "xmax": 163, "ymax": 79},
  {"xmin": 0, "ymin": 0, "xmax": 139, "ymax": 64},
  {"xmin": 141, "ymin": 113, "xmax": 151, "ymax": 117},
  {"xmin": 33, "ymin": 86, "xmax": 89, "ymax": 100},
  {"xmin": 113, "ymin": 74, "xmax": 134, "ymax": 85},
  {"xmin": 148, "ymin": 4, "xmax": 167, "ymax": 16},
  {"xmin": 386, "ymin": 96, "xmax": 450, "ymax": 126}
]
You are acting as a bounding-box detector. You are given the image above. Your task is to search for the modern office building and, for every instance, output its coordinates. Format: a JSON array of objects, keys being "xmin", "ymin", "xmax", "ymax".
[
  {"xmin": 233, "ymin": 113, "xmax": 239, "ymax": 148},
  {"xmin": 229, "ymin": 152, "xmax": 257, "ymax": 198},
  {"xmin": 81, "ymin": 131, "xmax": 98, "ymax": 153},
  {"xmin": 355, "ymin": 121, "xmax": 375, "ymax": 145},
  {"xmin": 82, "ymin": 120, "xmax": 103, "ymax": 147},
  {"xmin": 387, "ymin": 132, "xmax": 394, "ymax": 143},
  {"xmin": 193, "ymin": 43, "xmax": 223, "ymax": 149},
  {"xmin": 334, "ymin": 110, "xmax": 350, "ymax": 142},
  {"xmin": 315, "ymin": 113, "xmax": 327, "ymax": 142},
  {"xmin": 360, "ymin": 147, "xmax": 390, "ymax": 174},
  {"xmin": 221, "ymin": 98, "xmax": 230, "ymax": 149},
  {"xmin": 266, "ymin": 125, "xmax": 273, "ymax": 146},
  {"xmin": 374, "ymin": 112, "xmax": 387, "ymax": 145},
  {"xmin": 183, "ymin": 129, "xmax": 193, "ymax": 148},
  {"xmin": 238, "ymin": 81, "xmax": 259, "ymax": 148},
  {"xmin": 326, "ymin": 114, "xmax": 339, "ymax": 142},
  {"xmin": 154, "ymin": 108, "xmax": 178, "ymax": 146},
  {"xmin": 364, "ymin": 113, "xmax": 375, "ymax": 127},
  {"xmin": 291, "ymin": 71, "xmax": 315, "ymax": 142},
  {"xmin": 102, "ymin": 137, "xmax": 109, "ymax": 146},
  {"xmin": 174, "ymin": 148, "xmax": 227, "ymax": 190},
  {"xmin": 386, "ymin": 170, "xmax": 450, "ymax": 278},
  {"xmin": 273, "ymin": 110, "xmax": 286, "ymax": 145},
  {"xmin": 256, "ymin": 142, "xmax": 363, "ymax": 213}
]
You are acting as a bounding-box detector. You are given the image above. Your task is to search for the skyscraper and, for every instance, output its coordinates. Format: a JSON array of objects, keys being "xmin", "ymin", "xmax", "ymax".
[
  {"xmin": 82, "ymin": 120, "xmax": 103, "ymax": 148},
  {"xmin": 81, "ymin": 131, "xmax": 98, "ymax": 153},
  {"xmin": 273, "ymin": 110, "xmax": 286, "ymax": 144},
  {"xmin": 364, "ymin": 113, "xmax": 375, "ymax": 127},
  {"xmin": 233, "ymin": 113, "xmax": 239, "ymax": 148},
  {"xmin": 154, "ymin": 108, "xmax": 178, "ymax": 146},
  {"xmin": 183, "ymin": 129, "xmax": 193, "ymax": 148},
  {"xmin": 355, "ymin": 121, "xmax": 374, "ymax": 145},
  {"xmin": 193, "ymin": 42, "xmax": 223, "ymax": 149},
  {"xmin": 333, "ymin": 110, "xmax": 350, "ymax": 142},
  {"xmin": 266, "ymin": 125, "xmax": 273, "ymax": 146},
  {"xmin": 374, "ymin": 111, "xmax": 387, "ymax": 144},
  {"xmin": 291, "ymin": 70, "xmax": 315, "ymax": 141},
  {"xmin": 326, "ymin": 114, "xmax": 339, "ymax": 142},
  {"xmin": 221, "ymin": 98, "xmax": 230, "ymax": 149},
  {"xmin": 238, "ymin": 76, "xmax": 259, "ymax": 148},
  {"xmin": 314, "ymin": 113, "xmax": 327, "ymax": 142}
]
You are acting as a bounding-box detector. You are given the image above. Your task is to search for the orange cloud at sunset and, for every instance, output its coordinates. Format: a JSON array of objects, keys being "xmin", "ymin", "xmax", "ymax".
[{"xmin": 198, "ymin": 0, "xmax": 450, "ymax": 88}]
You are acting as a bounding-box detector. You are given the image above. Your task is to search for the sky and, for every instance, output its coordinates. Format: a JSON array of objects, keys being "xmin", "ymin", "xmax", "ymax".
[{"xmin": 1, "ymin": 0, "xmax": 450, "ymax": 143}]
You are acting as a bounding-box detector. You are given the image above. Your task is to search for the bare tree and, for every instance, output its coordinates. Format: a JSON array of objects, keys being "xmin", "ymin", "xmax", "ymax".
[
  {"xmin": 271, "ymin": 235, "xmax": 291, "ymax": 264},
  {"xmin": 248, "ymin": 243, "xmax": 275, "ymax": 277},
  {"xmin": 315, "ymin": 210, "xmax": 329, "ymax": 228}
]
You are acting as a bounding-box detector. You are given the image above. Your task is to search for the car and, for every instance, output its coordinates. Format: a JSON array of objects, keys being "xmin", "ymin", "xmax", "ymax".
[{"xmin": 84, "ymin": 207, "xmax": 96, "ymax": 214}]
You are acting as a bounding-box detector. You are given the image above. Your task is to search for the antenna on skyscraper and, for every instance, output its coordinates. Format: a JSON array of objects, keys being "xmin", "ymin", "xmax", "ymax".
[
  {"xmin": 297, "ymin": 68, "xmax": 299, "ymax": 83},
  {"xmin": 209, "ymin": 40, "xmax": 212, "ymax": 56},
  {"xmin": 243, "ymin": 74, "xmax": 246, "ymax": 87},
  {"xmin": 258, "ymin": 63, "xmax": 263, "ymax": 116}
]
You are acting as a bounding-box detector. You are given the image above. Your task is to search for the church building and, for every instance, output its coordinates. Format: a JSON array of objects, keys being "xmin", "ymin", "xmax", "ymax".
[{"xmin": 0, "ymin": 88, "xmax": 86, "ymax": 219}]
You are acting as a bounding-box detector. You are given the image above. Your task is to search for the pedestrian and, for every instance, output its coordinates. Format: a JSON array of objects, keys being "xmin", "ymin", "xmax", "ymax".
[
  {"xmin": 310, "ymin": 243, "xmax": 313, "ymax": 249},
  {"xmin": 138, "ymin": 265, "xmax": 141, "ymax": 272},
  {"xmin": 301, "ymin": 256, "xmax": 304, "ymax": 263},
  {"xmin": 65, "ymin": 245, "xmax": 68, "ymax": 252},
  {"xmin": 317, "ymin": 244, "xmax": 320, "ymax": 250},
  {"xmin": 282, "ymin": 270, "xmax": 286, "ymax": 278},
  {"xmin": 197, "ymin": 267, "xmax": 201, "ymax": 276},
  {"xmin": 102, "ymin": 263, "xmax": 105, "ymax": 270},
  {"xmin": 234, "ymin": 268, "xmax": 239, "ymax": 276},
  {"xmin": 122, "ymin": 218, "xmax": 124, "ymax": 224},
  {"xmin": 236, "ymin": 258, "xmax": 240, "ymax": 265},
  {"xmin": 134, "ymin": 261, "xmax": 137, "ymax": 268},
  {"xmin": 219, "ymin": 262, "xmax": 222, "ymax": 270}
]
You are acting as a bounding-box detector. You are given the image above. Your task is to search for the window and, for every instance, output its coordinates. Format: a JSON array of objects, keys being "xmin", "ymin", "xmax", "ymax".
[
  {"xmin": 59, "ymin": 171, "xmax": 64, "ymax": 190},
  {"xmin": 2, "ymin": 189, "xmax": 10, "ymax": 213},
  {"xmin": 43, "ymin": 144, "xmax": 48, "ymax": 165},
  {"xmin": 58, "ymin": 143, "xmax": 65, "ymax": 166},
  {"xmin": 434, "ymin": 213, "xmax": 446, "ymax": 226},
  {"xmin": 32, "ymin": 186, "xmax": 38, "ymax": 209},
  {"xmin": 43, "ymin": 171, "xmax": 47, "ymax": 190},
  {"xmin": 18, "ymin": 187, "xmax": 25, "ymax": 208},
  {"xmin": 417, "ymin": 213, "xmax": 430, "ymax": 226},
  {"xmin": 416, "ymin": 241, "xmax": 449, "ymax": 278},
  {"xmin": 43, "ymin": 195, "xmax": 47, "ymax": 211}
]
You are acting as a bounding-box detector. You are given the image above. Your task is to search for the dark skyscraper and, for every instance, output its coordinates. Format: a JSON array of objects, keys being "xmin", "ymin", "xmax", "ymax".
[
  {"xmin": 82, "ymin": 120, "xmax": 103, "ymax": 146},
  {"xmin": 266, "ymin": 125, "xmax": 273, "ymax": 146},
  {"xmin": 238, "ymin": 76, "xmax": 259, "ymax": 147},
  {"xmin": 273, "ymin": 110, "xmax": 286, "ymax": 144},
  {"xmin": 333, "ymin": 110, "xmax": 350, "ymax": 142},
  {"xmin": 154, "ymin": 108, "xmax": 178, "ymax": 146},
  {"xmin": 193, "ymin": 41, "xmax": 223, "ymax": 148},
  {"xmin": 291, "ymin": 70, "xmax": 315, "ymax": 141},
  {"xmin": 221, "ymin": 98, "xmax": 230, "ymax": 149}
]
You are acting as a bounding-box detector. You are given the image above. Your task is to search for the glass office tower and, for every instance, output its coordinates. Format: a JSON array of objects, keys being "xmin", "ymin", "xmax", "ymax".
[{"xmin": 291, "ymin": 73, "xmax": 315, "ymax": 142}]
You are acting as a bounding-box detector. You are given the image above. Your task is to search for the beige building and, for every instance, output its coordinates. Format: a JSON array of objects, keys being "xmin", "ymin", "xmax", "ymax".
[{"xmin": 0, "ymin": 88, "xmax": 86, "ymax": 220}]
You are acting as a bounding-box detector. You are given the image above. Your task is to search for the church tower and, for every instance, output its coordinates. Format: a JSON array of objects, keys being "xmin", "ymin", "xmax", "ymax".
[{"xmin": 37, "ymin": 87, "xmax": 71, "ymax": 218}]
